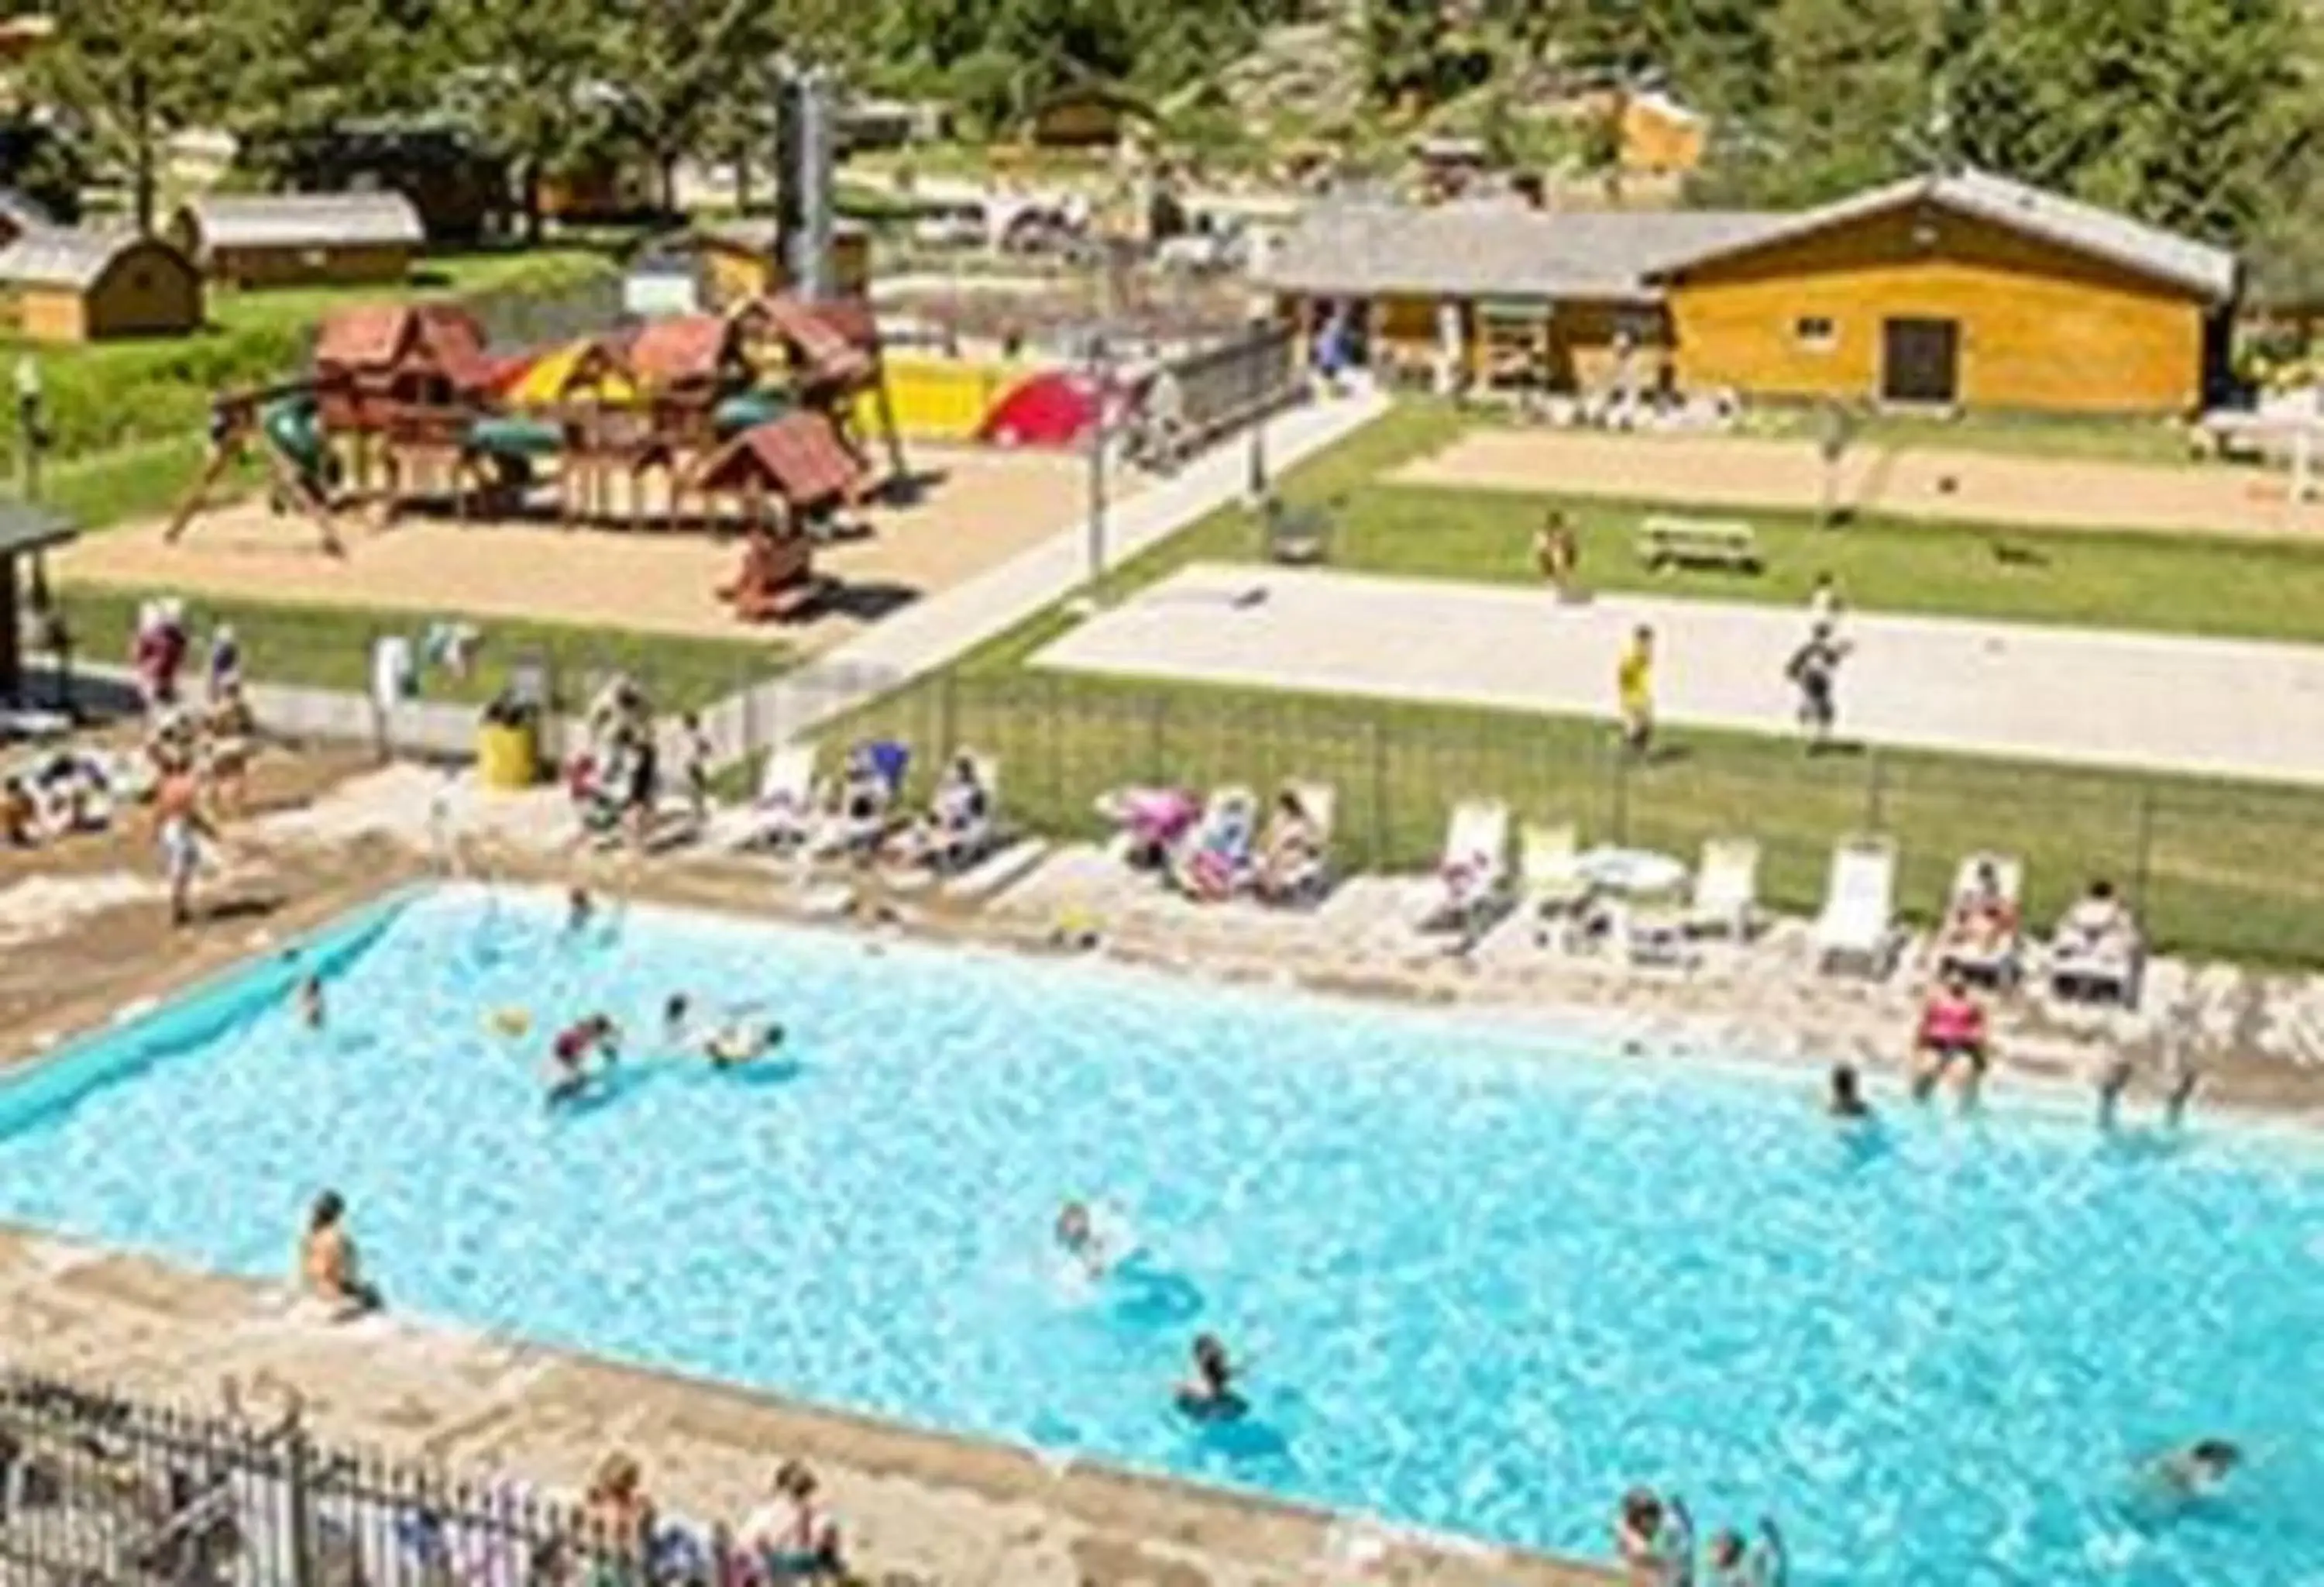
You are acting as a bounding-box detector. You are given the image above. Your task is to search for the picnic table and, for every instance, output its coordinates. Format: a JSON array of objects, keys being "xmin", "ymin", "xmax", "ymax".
[{"xmin": 1635, "ymin": 513, "xmax": 1762, "ymax": 574}]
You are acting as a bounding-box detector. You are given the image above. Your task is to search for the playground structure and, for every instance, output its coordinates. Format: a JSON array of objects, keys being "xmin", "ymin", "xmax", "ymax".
[{"xmin": 167, "ymin": 293, "xmax": 904, "ymax": 614}]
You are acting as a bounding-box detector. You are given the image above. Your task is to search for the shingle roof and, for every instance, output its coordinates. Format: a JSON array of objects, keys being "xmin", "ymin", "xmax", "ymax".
[
  {"xmin": 0, "ymin": 227, "xmax": 157, "ymax": 290},
  {"xmin": 179, "ymin": 191, "xmax": 425, "ymax": 251},
  {"xmin": 700, "ymin": 412, "xmax": 864, "ymax": 508},
  {"xmin": 1655, "ymin": 167, "xmax": 2240, "ymax": 303},
  {"xmin": 626, "ymin": 314, "xmax": 734, "ymax": 387},
  {"xmin": 1259, "ymin": 202, "xmax": 1783, "ymax": 302}
]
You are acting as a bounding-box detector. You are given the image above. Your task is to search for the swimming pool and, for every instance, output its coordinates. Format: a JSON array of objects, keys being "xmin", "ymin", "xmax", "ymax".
[{"xmin": 0, "ymin": 886, "xmax": 2318, "ymax": 1585}]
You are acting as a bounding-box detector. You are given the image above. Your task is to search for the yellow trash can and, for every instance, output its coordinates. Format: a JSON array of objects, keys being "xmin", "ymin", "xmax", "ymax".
[{"xmin": 476, "ymin": 718, "xmax": 539, "ymax": 790}]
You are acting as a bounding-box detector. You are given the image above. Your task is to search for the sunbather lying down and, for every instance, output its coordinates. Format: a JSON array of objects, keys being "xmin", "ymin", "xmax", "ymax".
[
  {"xmin": 885, "ymin": 755, "xmax": 990, "ymax": 868},
  {"xmin": 1253, "ymin": 787, "xmax": 1321, "ymax": 900}
]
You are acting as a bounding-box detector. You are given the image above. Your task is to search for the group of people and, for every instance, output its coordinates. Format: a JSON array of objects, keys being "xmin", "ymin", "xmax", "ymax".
[
  {"xmin": 1052, "ymin": 1201, "xmax": 1251, "ymax": 1423},
  {"xmin": 566, "ymin": 678, "xmax": 713, "ymax": 852},
  {"xmin": 1171, "ymin": 783, "xmax": 1325, "ymax": 904},
  {"xmin": 1615, "ymin": 1490, "xmax": 1786, "ymax": 1585},
  {"xmin": 579, "ymin": 1448, "xmax": 845, "ymax": 1578}
]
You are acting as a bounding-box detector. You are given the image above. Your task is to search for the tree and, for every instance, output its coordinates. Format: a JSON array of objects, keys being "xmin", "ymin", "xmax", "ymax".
[
  {"xmin": 25, "ymin": 0, "xmax": 218, "ymax": 232},
  {"xmin": 441, "ymin": 0, "xmax": 617, "ymax": 241},
  {"xmin": 210, "ymin": 0, "xmax": 435, "ymax": 180},
  {"xmin": 607, "ymin": 0, "xmax": 784, "ymax": 215},
  {"xmin": 1700, "ymin": 0, "xmax": 1937, "ymax": 205}
]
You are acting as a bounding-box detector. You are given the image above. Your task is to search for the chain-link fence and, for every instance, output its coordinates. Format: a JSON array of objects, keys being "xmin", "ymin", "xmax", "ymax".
[
  {"xmin": 0, "ymin": 1370, "xmax": 796, "ymax": 1587},
  {"xmin": 800, "ymin": 670, "xmax": 2324, "ymax": 969}
]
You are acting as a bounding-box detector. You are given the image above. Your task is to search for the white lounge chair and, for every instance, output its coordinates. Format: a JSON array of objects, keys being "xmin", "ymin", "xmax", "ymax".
[
  {"xmin": 1685, "ymin": 836, "xmax": 1760, "ymax": 939},
  {"xmin": 737, "ymin": 742, "xmax": 818, "ymax": 851},
  {"xmin": 1936, "ymin": 851, "xmax": 2024, "ymax": 986},
  {"xmin": 1257, "ymin": 781, "xmax": 1335, "ymax": 907},
  {"xmin": 1425, "ymin": 800, "xmax": 1510, "ymax": 935},
  {"xmin": 1518, "ymin": 821, "xmax": 1591, "ymax": 948},
  {"xmin": 930, "ymin": 752, "xmax": 1002, "ymax": 873},
  {"xmin": 1812, "ymin": 836, "xmax": 1899, "ymax": 976}
]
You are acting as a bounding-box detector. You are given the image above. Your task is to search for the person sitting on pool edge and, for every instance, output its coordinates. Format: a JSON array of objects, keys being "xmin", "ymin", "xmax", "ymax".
[
  {"xmin": 547, "ymin": 1014, "xmax": 619, "ymax": 1103},
  {"xmin": 1175, "ymin": 1333, "xmax": 1245, "ymax": 1421},
  {"xmin": 1911, "ymin": 972, "xmax": 1989, "ymax": 1107},
  {"xmin": 300, "ymin": 1190, "xmax": 382, "ymax": 1319}
]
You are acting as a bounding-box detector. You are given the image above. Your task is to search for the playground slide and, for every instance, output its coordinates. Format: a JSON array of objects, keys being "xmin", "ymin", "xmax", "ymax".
[{"xmin": 260, "ymin": 396, "xmax": 332, "ymax": 495}]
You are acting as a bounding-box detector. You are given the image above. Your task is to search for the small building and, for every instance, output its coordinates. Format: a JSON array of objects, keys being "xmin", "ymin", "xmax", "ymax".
[
  {"xmin": 1262, "ymin": 168, "xmax": 2240, "ymax": 415},
  {"xmin": 245, "ymin": 120, "xmax": 510, "ymax": 243},
  {"xmin": 623, "ymin": 221, "xmax": 871, "ymax": 318},
  {"xmin": 170, "ymin": 192, "xmax": 425, "ymax": 289},
  {"xmin": 0, "ymin": 229, "xmax": 203, "ymax": 343},
  {"xmin": 1025, "ymin": 81, "xmax": 1152, "ymax": 150},
  {"xmin": 0, "ymin": 500, "xmax": 74, "ymax": 701},
  {"xmin": 312, "ymin": 301, "xmax": 498, "ymax": 427}
]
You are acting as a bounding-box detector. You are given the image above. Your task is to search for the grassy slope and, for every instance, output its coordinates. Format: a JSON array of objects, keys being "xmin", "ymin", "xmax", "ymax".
[
  {"xmin": 50, "ymin": 587, "xmax": 788, "ymax": 714},
  {"xmin": 820, "ymin": 404, "xmax": 2324, "ymax": 966}
]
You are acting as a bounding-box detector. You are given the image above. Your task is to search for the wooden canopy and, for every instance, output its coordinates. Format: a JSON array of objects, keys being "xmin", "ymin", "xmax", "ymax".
[{"xmin": 696, "ymin": 412, "xmax": 864, "ymax": 511}]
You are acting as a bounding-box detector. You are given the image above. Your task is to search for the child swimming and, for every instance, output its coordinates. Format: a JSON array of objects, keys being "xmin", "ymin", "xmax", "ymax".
[
  {"xmin": 546, "ymin": 1014, "xmax": 618, "ymax": 1103},
  {"xmin": 1174, "ymin": 1333, "xmax": 1246, "ymax": 1422},
  {"xmin": 294, "ymin": 974, "xmax": 325, "ymax": 1031},
  {"xmin": 704, "ymin": 1020, "xmax": 785, "ymax": 1070}
]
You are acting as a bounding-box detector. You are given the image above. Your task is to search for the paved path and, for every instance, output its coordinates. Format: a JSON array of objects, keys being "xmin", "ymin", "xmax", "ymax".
[
  {"xmin": 1032, "ymin": 563, "xmax": 2324, "ymax": 785},
  {"xmin": 697, "ymin": 388, "xmax": 1392, "ymax": 758}
]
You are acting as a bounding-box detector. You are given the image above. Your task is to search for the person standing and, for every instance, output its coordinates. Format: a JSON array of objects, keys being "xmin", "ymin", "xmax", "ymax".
[
  {"xmin": 1616, "ymin": 625, "xmax": 1655, "ymax": 757},
  {"xmin": 1785, "ymin": 621, "xmax": 1849, "ymax": 752},
  {"xmin": 152, "ymin": 755, "xmax": 217, "ymax": 928},
  {"xmin": 1807, "ymin": 570, "xmax": 1843, "ymax": 630},
  {"xmin": 1535, "ymin": 509, "xmax": 1580, "ymax": 601}
]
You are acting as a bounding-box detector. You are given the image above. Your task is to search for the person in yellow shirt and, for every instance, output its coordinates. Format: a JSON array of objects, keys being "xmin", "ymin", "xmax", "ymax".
[{"xmin": 1616, "ymin": 625, "xmax": 1655, "ymax": 755}]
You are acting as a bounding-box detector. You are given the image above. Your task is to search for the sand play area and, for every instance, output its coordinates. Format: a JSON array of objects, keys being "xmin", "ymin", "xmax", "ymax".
[
  {"xmin": 1395, "ymin": 429, "xmax": 2324, "ymax": 540},
  {"xmin": 59, "ymin": 445, "xmax": 1125, "ymax": 652}
]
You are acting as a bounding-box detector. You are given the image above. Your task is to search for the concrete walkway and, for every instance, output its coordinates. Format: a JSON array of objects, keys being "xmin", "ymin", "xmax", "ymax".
[
  {"xmin": 695, "ymin": 388, "xmax": 1392, "ymax": 759},
  {"xmin": 1032, "ymin": 563, "xmax": 2324, "ymax": 785}
]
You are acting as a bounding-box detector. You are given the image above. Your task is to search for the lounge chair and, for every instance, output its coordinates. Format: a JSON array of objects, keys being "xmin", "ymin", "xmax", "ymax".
[
  {"xmin": 1685, "ymin": 837, "xmax": 1760, "ymax": 939},
  {"xmin": 1256, "ymin": 781, "xmax": 1336, "ymax": 907},
  {"xmin": 1935, "ymin": 851, "xmax": 2024, "ymax": 987},
  {"xmin": 919, "ymin": 752, "xmax": 1002, "ymax": 874},
  {"xmin": 807, "ymin": 739, "xmax": 909, "ymax": 857},
  {"xmin": 1518, "ymin": 821, "xmax": 1591, "ymax": 948},
  {"xmin": 1811, "ymin": 836, "xmax": 1899, "ymax": 976},
  {"xmin": 1425, "ymin": 800, "xmax": 1511, "ymax": 935},
  {"xmin": 739, "ymin": 743, "xmax": 818, "ymax": 851},
  {"xmin": 2048, "ymin": 886, "xmax": 2144, "ymax": 1007},
  {"xmin": 1169, "ymin": 787, "xmax": 1260, "ymax": 900}
]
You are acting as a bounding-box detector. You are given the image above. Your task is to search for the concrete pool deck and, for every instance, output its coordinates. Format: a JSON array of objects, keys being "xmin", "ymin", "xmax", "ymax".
[{"xmin": 1030, "ymin": 564, "xmax": 2324, "ymax": 787}]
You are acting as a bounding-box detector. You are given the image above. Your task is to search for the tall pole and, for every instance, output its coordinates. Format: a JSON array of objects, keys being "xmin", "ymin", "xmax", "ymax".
[
  {"xmin": 1086, "ymin": 337, "xmax": 1110, "ymax": 593},
  {"xmin": 1246, "ymin": 319, "xmax": 1270, "ymax": 501}
]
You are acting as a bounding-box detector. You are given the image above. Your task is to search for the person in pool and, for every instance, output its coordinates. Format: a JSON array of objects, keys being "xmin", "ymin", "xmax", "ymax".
[
  {"xmin": 1055, "ymin": 1200, "xmax": 1108, "ymax": 1277},
  {"xmin": 1826, "ymin": 1062, "xmax": 1872, "ymax": 1120},
  {"xmin": 704, "ymin": 1019, "xmax": 785, "ymax": 1070},
  {"xmin": 2145, "ymin": 1438, "xmax": 2241, "ymax": 1498},
  {"xmin": 662, "ymin": 993, "xmax": 691, "ymax": 1045},
  {"xmin": 566, "ymin": 885, "xmax": 594, "ymax": 934},
  {"xmin": 294, "ymin": 974, "xmax": 325, "ymax": 1031},
  {"xmin": 1175, "ymin": 1333, "xmax": 1244, "ymax": 1420},
  {"xmin": 300, "ymin": 1191, "xmax": 382, "ymax": 1319},
  {"xmin": 1614, "ymin": 1489, "xmax": 1672, "ymax": 1579},
  {"xmin": 1707, "ymin": 1518, "xmax": 1786, "ymax": 1585},
  {"xmin": 547, "ymin": 1014, "xmax": 618, "ymax": 1103}
]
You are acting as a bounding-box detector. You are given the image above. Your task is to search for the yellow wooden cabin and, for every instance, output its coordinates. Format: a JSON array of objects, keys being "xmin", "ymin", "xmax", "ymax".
[
  {"xmin": 1263, "ymin": 168, "xmax": 2239, "ymax": 415},
  {"xmin": 0, "ymin": 229, "xmax": 204, "ymax": 343}
]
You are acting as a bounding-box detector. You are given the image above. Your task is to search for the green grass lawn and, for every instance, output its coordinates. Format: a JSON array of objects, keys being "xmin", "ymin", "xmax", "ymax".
[
  {"xmin": 1060, "ymin": 403, "xmax": 2324, "ymax": 645},
  {"xmin": 50, "ymin": 586, "xmax": 789, "ymax": 715},
  {"xmin": 786, "ymin": 401, "xmax": 2324, "ymax": 968},
  {"xmin": 198, "ymin": 246, "xmax": 616, "ymax": 339}
]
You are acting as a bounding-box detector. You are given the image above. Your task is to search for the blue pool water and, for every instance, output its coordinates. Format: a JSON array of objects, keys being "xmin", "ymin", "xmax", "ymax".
[{"xmin": 1, "ymin": 886, "xmax": 2319, "ymax": 1585}]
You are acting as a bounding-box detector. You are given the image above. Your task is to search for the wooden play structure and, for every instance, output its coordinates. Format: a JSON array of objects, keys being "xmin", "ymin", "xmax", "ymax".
[{"xmin": 167, "ymin": 292, "xmax": 906, "ymax": 621}]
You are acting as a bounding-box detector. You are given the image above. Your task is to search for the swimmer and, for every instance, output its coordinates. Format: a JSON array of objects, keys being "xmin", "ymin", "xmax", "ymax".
[
  {"xmin": 294, "ymin": 974, "xmax": 325, "ymax": 1031},
  {"xmin": 2146, "ymin": 1438, "xmax": 2242, "ymax": 1498},
  {"xmin": 2096, "ymin": 1052, "xmax": 2135, "ymax": 1133},
  {"xmin": 1826, "ymin": 1062, "xmax": 1871, "ymax": 1120},
  {"xmin": 1708, "ymin": 1517, "xmax": 1786, "ymax": 1585},
  {"xmin": 1055, "ymin": 1200, "xmax": 1108, "ymax": 1277},
  {"xmin": 1174, "ymin": 1333, "xmax": 1244, "ymax": 1420},
  {"xmin": 546, "ymin": 1014, "xmax": 617, "ymax": 1103},
  {"xmin": 2161, "ymin": 1055, "xmax": 2201, "ymax": 1131},
  {"xmin": 566, "ymin": 885, "xmax": 593, "ymax": 933},
  {"xmin": 1614, "ymin": 1489, "xmax": 1670, "ymax": 1578},
  {"xmin": 663, "ymin": 993, "xmax": 692, "ymax": 1046},
  {"xmin": 704, "ymin": 1021, "xmax": 785, "ymax": 1070}
]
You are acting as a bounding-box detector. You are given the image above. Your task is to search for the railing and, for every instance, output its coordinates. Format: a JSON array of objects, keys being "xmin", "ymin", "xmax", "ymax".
[{"xmin": 0, "ymin": 1368, "xmax": 802, "ymax": 1587}]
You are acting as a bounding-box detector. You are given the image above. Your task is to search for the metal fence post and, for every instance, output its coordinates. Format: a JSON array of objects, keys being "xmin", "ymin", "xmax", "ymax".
[
  {"xmin": 1370, "ymin": 713, "xmax": 1389, "ymax": 869},
  {"xmin": 1864, "ymin": 749, "xmax": 1887, "ymax": 832},
  {"xmin": 2132, "ymin": 780, "xmax": 2157, "ymax": 928},
  {"xmin": 287, "ymin": 1408, "xmax": 318, "ymax": 1587}
]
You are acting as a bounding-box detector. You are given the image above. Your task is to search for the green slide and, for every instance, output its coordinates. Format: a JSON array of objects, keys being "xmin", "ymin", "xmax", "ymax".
[{"xmin": 260, "ymin": 394, "xmax": 330, "ymax": 493}]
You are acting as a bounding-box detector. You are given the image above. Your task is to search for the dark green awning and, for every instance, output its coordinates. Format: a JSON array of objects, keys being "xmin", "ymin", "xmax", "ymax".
[{"xmin": 0, "ymin": 500, "xmax": 74, "ymax": 559}]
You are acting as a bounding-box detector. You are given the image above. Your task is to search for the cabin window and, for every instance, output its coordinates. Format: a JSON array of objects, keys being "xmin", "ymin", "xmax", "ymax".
[
  {"xmin": 1795, "ymin": 315, "xmax": 1837, "ymax": 350},
  {"xmin": 301, "ymin": 247, "xmax": 329, "ymax": 270}
]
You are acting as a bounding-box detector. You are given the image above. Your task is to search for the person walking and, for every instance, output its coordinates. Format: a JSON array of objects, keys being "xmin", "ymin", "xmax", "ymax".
[
  {"xmin": 1786, "ymin": 620, "xmax": 1850, "ymax": 752},
  {"xmin": 1617, "ymin": 625, "xmax": 1655, "ymax": 757}
]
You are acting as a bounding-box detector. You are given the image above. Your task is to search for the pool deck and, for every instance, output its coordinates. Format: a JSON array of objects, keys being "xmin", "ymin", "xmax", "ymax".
[{"xmin": 6, "ymin": 763, "xmax": 2324, "ymax": 1586}]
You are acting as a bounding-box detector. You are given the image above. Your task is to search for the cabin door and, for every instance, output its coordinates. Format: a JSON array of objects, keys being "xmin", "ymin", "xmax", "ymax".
[{"xmin": 1879, "ymin": 317, "xmax": 1959, "ymax": 405}]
